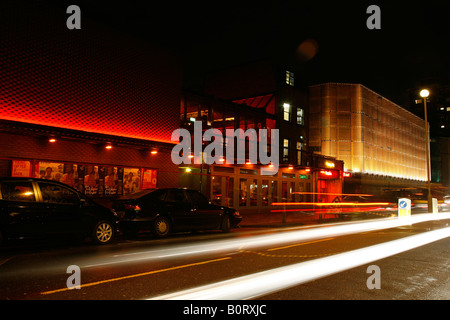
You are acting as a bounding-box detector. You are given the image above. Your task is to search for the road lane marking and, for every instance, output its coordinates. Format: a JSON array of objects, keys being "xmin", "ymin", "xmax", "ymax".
[
  {"xmin": 148, "ymin": 226, "xmax": 450, "ymax": 300},
  {"xmin": 40, "ymin": 257, "xmax": 231, "ymax": 295},
  {"xmin": 267, "ymin": 237, "xmax": 334, "ymax": 251},
  {"xmin": 239, "ymin": 249, "xmax": 336, "ymax": 259}
]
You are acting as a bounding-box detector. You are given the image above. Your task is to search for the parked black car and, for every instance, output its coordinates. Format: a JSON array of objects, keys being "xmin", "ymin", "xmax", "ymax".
[
  {"xmin": 113, "ymin": 188, "xmax": 242, "ymax": 238},
  {"xmin": 0, "ymin": 178, "xmax": 119, "ymax": 245}
]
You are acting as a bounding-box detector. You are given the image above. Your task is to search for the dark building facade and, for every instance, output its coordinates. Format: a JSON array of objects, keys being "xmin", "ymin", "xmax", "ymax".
[
  {"xmin": 0, "ymin": 3, "xmax": 181, "ymax": 203},
  {"xmin": 195, "ymin": 59, "xmax": 344, "ymax": 211}
]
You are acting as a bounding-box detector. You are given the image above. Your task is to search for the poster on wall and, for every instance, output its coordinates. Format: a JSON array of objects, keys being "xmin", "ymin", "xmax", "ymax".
[
  {"xmin": 142, "ymin": 169, "xmax": 157, "ymax": 189},
  {"xmin": 11, "ymin": 160, "xmax": 32, "ymax": 177},
  {"xmin": 36, "ymin": 162, "xmax": 64, "ymax": 182},
  {"xmin": 104, "ymin": 167, "xmax": 119, "ymax": 196},
  {"xmin": 61, "ymin": 163, "xmax": 78, "ymax": 188},
  {"xmin": 123, "ymin": 168, "xmax": 141, "ymax": 195},
  {"xmin": 84, "ymin": 165, "xmax": 99, "ymax": 196}
]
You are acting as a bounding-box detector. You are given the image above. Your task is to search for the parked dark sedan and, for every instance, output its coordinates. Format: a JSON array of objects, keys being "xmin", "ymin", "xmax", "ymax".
[
  {"xmin": 113, "ymin": 188, "xmax": 242, "ymax": 238},
  {"xmin": 0, "ymin": 178, "xmax": 119, "ymax": 245}
]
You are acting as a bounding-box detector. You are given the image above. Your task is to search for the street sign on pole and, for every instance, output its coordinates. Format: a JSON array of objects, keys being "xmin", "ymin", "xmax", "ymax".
[
  {"xmin": 398, "ymin": 198, "xmax": 411, "ymax": 218},
  {"xmin": 432, "ymin": 198, "xmax": 439, "ymax": 214}
]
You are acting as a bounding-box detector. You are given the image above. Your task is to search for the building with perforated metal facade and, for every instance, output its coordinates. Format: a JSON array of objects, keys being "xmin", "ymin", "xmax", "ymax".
[
  {"xmin": 309, "ymin": 83, "xmax": 428, "ymax": 195},
  {"xmin": 0, "ymin": 3, "xmax": 181, "ymax": 201}
]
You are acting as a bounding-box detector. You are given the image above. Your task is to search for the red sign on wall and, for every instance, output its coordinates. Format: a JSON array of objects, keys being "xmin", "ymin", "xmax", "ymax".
[
  {"xmin": 142, "ymin": 169, "xmax": 157, "ymax": 189},
  {"xmin": 319, "ymin": 169, "xmax": 339, "ymax": 179},
  {"xmin": 11, "ymin": 160, "xmax": 32, "ymax": 177}
]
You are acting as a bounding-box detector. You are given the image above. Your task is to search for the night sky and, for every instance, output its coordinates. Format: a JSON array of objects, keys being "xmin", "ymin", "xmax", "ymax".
[{"xmin": 8, "ymin": 1, "xmax": 450, "ymax": 106}]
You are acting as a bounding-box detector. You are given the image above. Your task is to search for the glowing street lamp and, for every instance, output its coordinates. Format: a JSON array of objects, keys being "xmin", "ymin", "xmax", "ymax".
[{"xmin": 420, "ymin": 89, "xmax": 432, "ymax": 212}]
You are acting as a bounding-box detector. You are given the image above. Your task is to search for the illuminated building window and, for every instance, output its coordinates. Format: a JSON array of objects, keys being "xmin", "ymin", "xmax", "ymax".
[
  {"xmin": 283, "ymin": 139, "xmax": 289, "ymax": 162},
  {"xmin": 296, "ymin": 141, "xmax": 303, "ymax": 165},
  {"xmin": 296, "ymin": 108, "xmax": 304, "ymax": 125},
  {"xmin": 286, "ymin": 71, "xmax": 294, "ymax": 86},
  {"xmin": 283, "ymin": 103, "xmax": 290, "ymax": 121}
]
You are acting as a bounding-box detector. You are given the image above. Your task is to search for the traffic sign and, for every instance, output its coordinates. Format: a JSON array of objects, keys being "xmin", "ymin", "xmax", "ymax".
[{"xmin": 398, "ymin": 198, "xmax": 411, "ymax": 218}]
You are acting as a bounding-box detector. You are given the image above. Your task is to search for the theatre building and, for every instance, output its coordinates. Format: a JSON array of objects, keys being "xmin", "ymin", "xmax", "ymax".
[
  {"xmin": 180, "ymin": 59, "xmax": 345, "ymax": 213},
  {"xmin": 0, "ymin": 5, "xmax": 181, "ymax": 204}
]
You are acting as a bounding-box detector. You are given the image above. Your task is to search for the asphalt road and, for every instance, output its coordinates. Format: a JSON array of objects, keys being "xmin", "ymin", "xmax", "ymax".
[{"xmin": 0, "ymin": 213, "xmax": 449, "ymax": 301}]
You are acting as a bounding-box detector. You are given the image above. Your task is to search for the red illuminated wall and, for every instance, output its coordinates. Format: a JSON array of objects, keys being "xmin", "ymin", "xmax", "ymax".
[{"xmin": 0, "ymin": 3, "xmax": 181, "ymax": 144}]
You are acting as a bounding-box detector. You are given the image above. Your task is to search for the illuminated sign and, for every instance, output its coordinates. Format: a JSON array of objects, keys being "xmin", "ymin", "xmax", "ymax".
[
  {"xmin": 319, "ymin": 170, "xmax": 338, "ymax": 179},
  {"xmin": 343, "ymin": 172, "xmax": 352, "ymax": 178},
  {"xmin": 325, "ymin": 161, "xmax": 335, "ymax": 168}
]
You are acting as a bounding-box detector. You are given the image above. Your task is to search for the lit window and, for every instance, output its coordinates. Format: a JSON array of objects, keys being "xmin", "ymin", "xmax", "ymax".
[
  {"xmin": 447, "ymin": 107, "xmax": 450, "ymax": 111},
  {"xmin": 286, "ymin": 71, "xmax": 294, "ymax": 86},
  {"xmin": 296, "ymin": 141, "xmax": 303, "ymax": 165},
  {"xmin": 296, "ymin": 108, "xmax": 304, "ymax": 125},
  {"xmin": 283, "ymin": 139, "xmax": 289, "ymax": 162},
  {"xmin": 283, "ymin": 103, "xmax": 290, "ymax": 121}
]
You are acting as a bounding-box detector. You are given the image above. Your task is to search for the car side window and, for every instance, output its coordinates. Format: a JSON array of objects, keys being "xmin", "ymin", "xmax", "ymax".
[
  {"xmin": 187, "ymin": 190, "xmax": 209, "ymax": 207},
  {"xmin": 38, "ymin": 182, "xmax": 80, "ymax": 204},
  {"xmin": 149, "ymin": 190, "xmax": 166, "ymax": 201},
  {"xmin": 166, "ymin": 189, "xmax": 187, "ymax": 203},
  {"xmin": 0, "ymin": 181, "xmax": 36, "ymax": 202}
]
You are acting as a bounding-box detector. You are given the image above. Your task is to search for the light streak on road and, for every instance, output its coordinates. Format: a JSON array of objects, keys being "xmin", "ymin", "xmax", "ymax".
[
  {"xmin": 292, "ymin": 192, "xmax": 374, "ymax": 196},
  {"xmin": 147, "ymin": 226, "xmax": 450, "ymax": 300},
  {"xmin": 272, "ymin": 202, "xmax": 391, "ymax": 206},
  {"xmin": 80, "ymin": 212, "xmax": 450, "ymax": 268}
]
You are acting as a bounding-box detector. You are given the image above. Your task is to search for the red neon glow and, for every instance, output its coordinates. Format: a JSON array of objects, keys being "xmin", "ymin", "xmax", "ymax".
[
  {"xmin": 343, "ymin": 172, "xmax": 352, "ymax": 178},
  {"xmin": 48, "ymin": 138, "xmax": 56, "ymax": 143},
  {"xmin": 270, "ymin": 207, "xmax": 392, "ymax": 214},
  {"xmin": 1, "ymin": 29, "xmax": 180, "ymax": 144},
  {"xmin": 319, "ymin": 170, "xmax": 338, "ymax": 179},
  {"xmin": 292, "ymin": 192, "xmax": 374, "ymax": 197}
]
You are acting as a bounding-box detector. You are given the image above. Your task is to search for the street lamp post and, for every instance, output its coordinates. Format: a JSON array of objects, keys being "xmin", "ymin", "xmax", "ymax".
[{"xmin": 420, "ymin": 89, "xmax": 433, "ymax": 212}]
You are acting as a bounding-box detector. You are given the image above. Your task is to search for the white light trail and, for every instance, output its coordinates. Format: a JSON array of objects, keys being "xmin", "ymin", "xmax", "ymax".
[
  {"xmin": 82, "ymin": 212, "xmax": 450, "ymax": 268},
  {"xmin": 147, "ymin": 226, "xmax": 450, "ymax": 300}
]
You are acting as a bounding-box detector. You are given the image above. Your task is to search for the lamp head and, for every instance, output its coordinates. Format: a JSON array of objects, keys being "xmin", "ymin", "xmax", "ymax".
[{"xmin": 420, "ymin": 89, "xmax": 429, "ymax": 98}]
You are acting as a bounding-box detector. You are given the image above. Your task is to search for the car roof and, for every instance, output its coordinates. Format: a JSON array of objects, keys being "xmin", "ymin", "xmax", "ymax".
[
  {"xmin": 0, "ymin": 178, "xmax": 203, "ymax": 195},
  {"xmin": 0, "ymin": 177, "xmax": 69, "ymax": 184}
]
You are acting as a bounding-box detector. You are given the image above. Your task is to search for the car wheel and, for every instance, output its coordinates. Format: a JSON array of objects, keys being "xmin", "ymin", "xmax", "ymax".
[
  {"xmin": 221, "ymin": 215, "xmax": 231, "ymax": 233},
  {"xmin": 153, "ymin": 216, "xmax": 171, "ymax": 238},
  {"xmin": 92, "ymin": 220, "xmax": 114, "ymax": 245}
]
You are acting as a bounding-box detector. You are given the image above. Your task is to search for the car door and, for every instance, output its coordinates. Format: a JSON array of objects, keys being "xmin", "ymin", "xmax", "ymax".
[
  {"xmin": 36, "ymin": 181, "xmax": 88, "ymax": 236},
  {"xmin": 0, "ymin": 180, "xmax": 49, "ymax": 238},
  {"xmin": 186, "ymin": 190, "xmax": 222, "ymax": 229},
  {"xmin": 163, "ymin": 189, "xmax": 196, "ymax": 230}
]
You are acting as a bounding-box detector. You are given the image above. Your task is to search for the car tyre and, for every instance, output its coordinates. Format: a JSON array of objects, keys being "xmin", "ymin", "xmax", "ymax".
[
  {"xmin": 153, "ymin": 216, "xmax": 171, "ymax": 238},
  {"xmin": 92, "ymin": 220, "xmax": 114, "ymax": 245},
  {"xmin": 221, "ymin": 215, "xmax": 231, "ymax": 233}
]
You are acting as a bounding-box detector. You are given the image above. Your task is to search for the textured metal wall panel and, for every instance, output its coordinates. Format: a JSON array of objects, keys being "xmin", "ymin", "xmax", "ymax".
[{"xmin": 0, "ymin": 3, "xmax": 181, "ymax": 144}]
